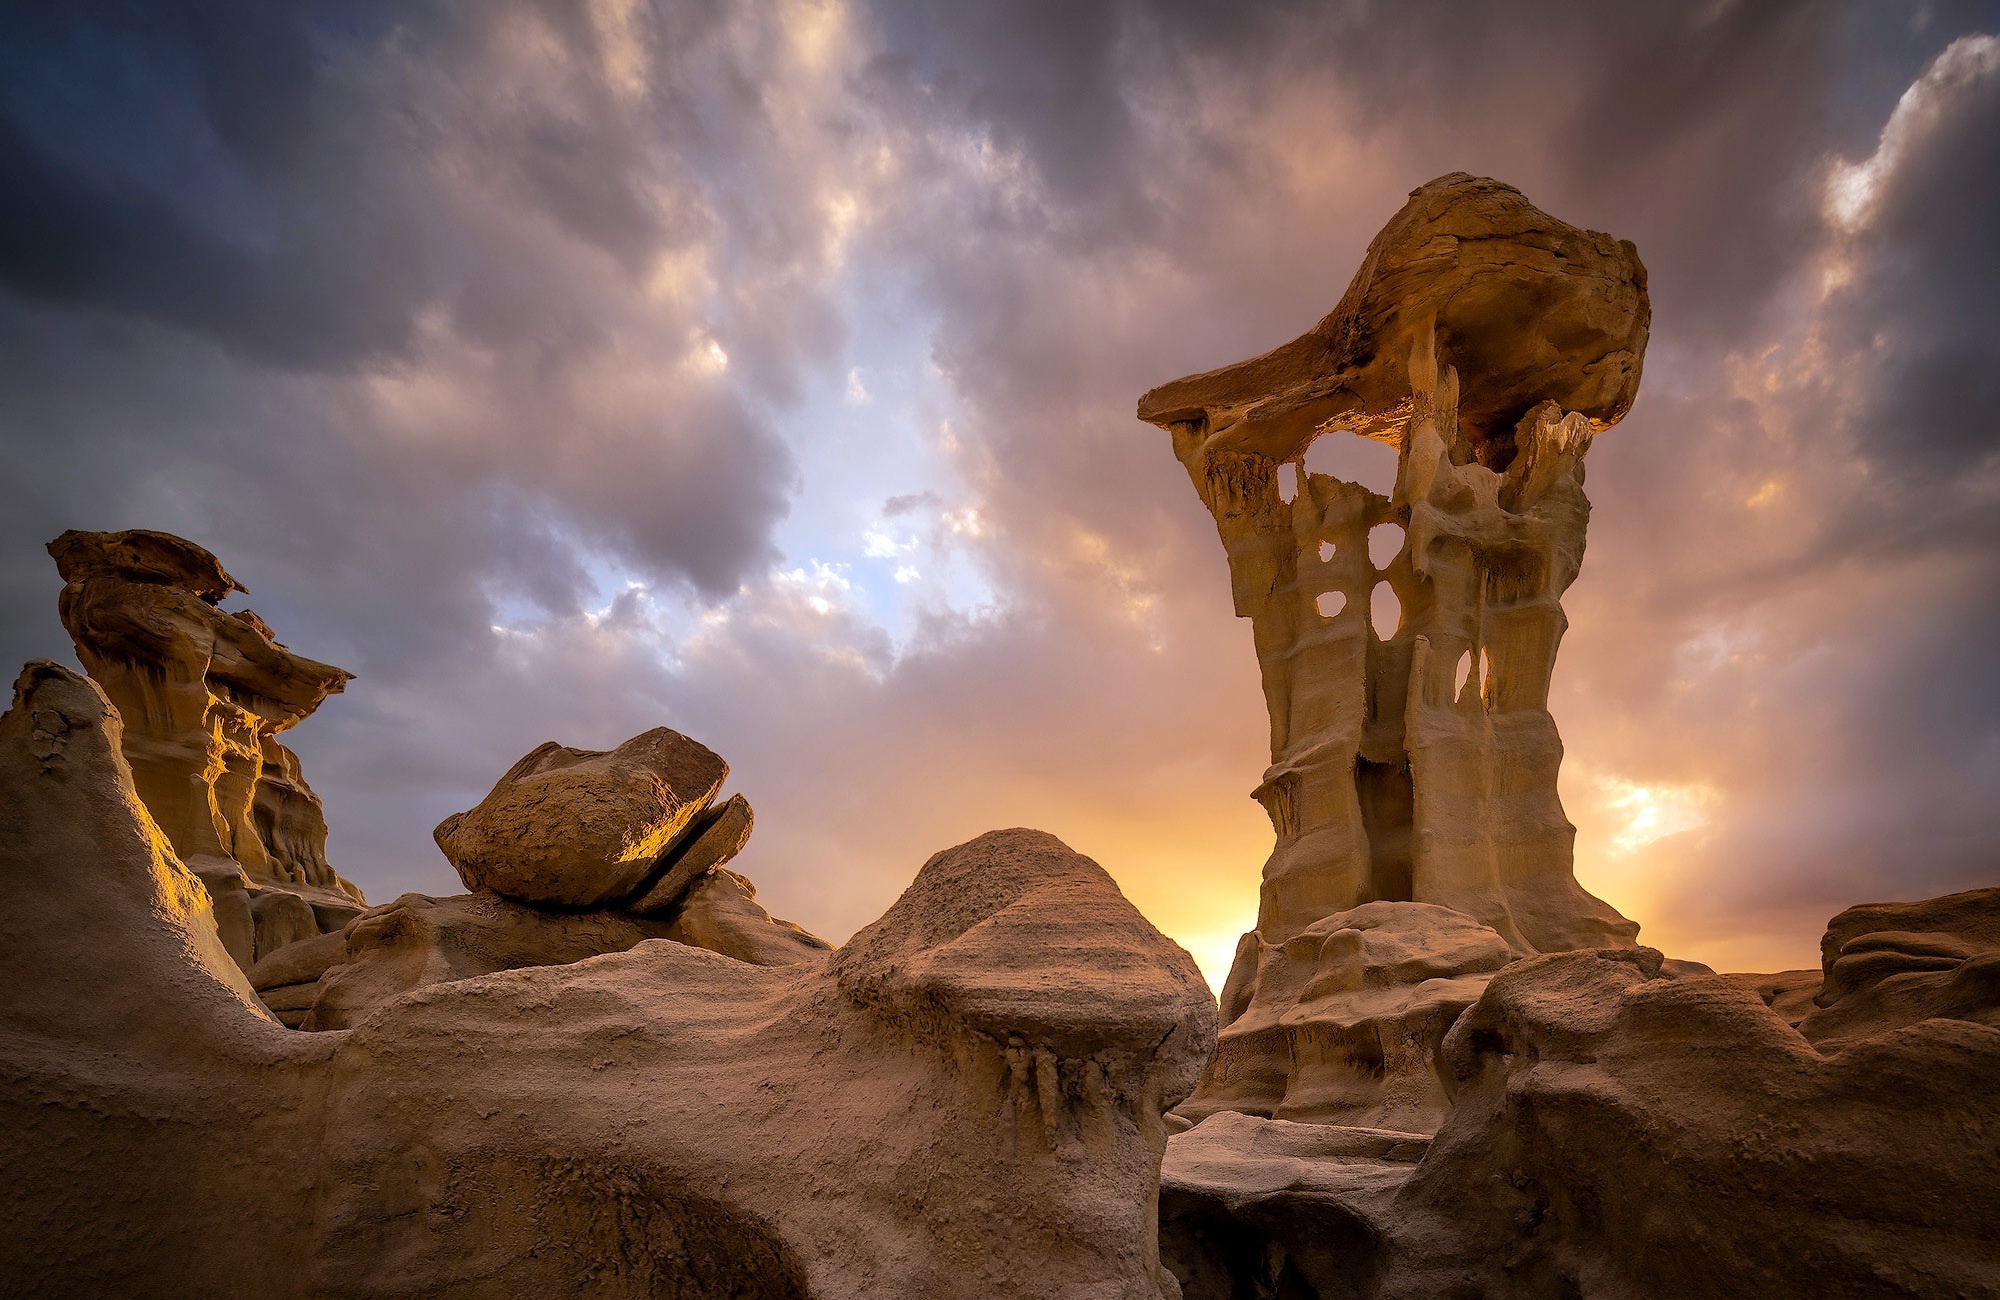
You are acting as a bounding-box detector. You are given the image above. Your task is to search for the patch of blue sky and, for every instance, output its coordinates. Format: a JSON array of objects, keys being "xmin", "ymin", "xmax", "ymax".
[{"xmin": 765, "ymin": 272, "xmax": 1000, "ymax": 651}]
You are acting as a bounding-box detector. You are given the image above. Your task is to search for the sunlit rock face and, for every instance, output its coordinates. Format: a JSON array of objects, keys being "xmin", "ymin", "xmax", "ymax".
[
  {"xmin": 1137, "ymin": 172, "xmax": 1649, "ymax": 466},
  {"xmin": 0, "ymin": 663, "xmax": 1216, "ymax": 1299},
  {"xmin": 1140, "ymin": 175, "xmax": 1646, "ymax": 1128},
  {"xmin": 46, "ymin": 529, "xmax": 365, "ymax": 968}
]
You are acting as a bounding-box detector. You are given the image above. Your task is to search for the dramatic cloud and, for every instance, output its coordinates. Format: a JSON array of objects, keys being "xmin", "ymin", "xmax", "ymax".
[{"xmin": 1, "ymin": 0, "xmax": 1994, "ymax": 983}]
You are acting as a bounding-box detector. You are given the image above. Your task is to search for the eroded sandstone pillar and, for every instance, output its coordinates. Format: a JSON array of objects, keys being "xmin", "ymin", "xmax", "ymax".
[
  {"xmin": 1141, "ymin": 175, "xmax": 1649, "ymax": 1121},
  {"xmin": 47, "ymin": 529, "xmax": 366, "ymax": 967}
]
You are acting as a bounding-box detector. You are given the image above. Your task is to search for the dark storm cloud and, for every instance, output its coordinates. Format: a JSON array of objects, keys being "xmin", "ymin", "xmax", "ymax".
[
  {"xmin": 0, "ymin": 0, "xmax": 816, "ymax": 620},
  {"xmin": 1832, "ymin": 37, "xmax": 2000, "ymax": 482},
  {"xmin": 0, "ymin": 3, "xmax": 429, "ymax": 366}
]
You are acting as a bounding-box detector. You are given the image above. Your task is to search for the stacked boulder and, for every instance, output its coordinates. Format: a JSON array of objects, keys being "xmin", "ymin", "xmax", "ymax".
[{"xmin": 251, "ymin": 727, "xmax": 828, "ymax": 1029}]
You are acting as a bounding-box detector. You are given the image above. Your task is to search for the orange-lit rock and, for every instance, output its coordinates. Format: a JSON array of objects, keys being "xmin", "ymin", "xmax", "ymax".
[
  {"xmin": 628, "ymin": 792, "xmax": 756, "ymax": 914},
  {"xmin": 46, "ymin": 529, "xmax": 365, "ymax": 968},
  {"xmin": 1185, "ymin": 901, "xmax": 1514, "ymax": 1132}
]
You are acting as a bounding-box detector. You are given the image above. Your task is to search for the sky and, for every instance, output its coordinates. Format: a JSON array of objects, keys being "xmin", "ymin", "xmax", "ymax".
[{"xmin": 2, "ymin": 0, "xmax": 1997, "ymax": 985}]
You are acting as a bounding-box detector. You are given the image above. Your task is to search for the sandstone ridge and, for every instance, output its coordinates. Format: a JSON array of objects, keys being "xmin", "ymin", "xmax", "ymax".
[{"xmin": 0, "ymin": 660, "xmax": 1215, "ymax": 1298}]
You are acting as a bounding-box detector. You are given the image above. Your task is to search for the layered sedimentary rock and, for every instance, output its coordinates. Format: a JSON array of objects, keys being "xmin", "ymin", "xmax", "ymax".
[
  {"xmin": 249, "ymin": 881, "xmax": 831, "ymax": 1031},
  {"xmin": 1162, "ymin": 937, "xmax": 2000, "ymax": 1300},
  {"xmin": 1186, "ymin": 902, "xmax": 1515, "ymax": 1132},
  {"xmin": 629, "ymin": 792, "xmax": 757, "ymax": 915},
  {"xmin": 0, "ymin": 661, "xmax": 1215, "ymax": 1298},
  {"xmin": 1798, "ymin": 885, "xmax": 2000, "ymax": 1045},
  {"xmin": 46, "ymin": 529, "xmax": 364, "ymax": 968},
  {"xmin": 1139, "ymin": 175, "xmax": 1646, "ymax": 1126}
]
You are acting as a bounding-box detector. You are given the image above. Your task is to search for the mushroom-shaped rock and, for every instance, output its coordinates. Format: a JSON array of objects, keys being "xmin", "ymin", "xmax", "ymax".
[
  {"xmin": 435, "ymin": 728, "xmax": 728, "ymax": 909},
  {"xmin": 1137, "ymin": 173, "xmax": 1649, "ymax": 467}
]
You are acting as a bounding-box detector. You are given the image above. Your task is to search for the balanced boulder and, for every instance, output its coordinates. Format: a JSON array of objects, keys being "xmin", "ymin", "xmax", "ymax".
[{"xmin": 434, "ymin": 728, "xmax": 728, "ymax": 908}]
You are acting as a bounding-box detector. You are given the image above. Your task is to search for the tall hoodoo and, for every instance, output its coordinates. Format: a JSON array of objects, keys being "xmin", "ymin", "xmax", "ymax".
[
  {"xmin": 46, "ymin": 528, "xmax": 365, "ymax": 969},
  {"xmin": 1140, "ymin": 174, "xmax": 1650, "ymax": 1125}
]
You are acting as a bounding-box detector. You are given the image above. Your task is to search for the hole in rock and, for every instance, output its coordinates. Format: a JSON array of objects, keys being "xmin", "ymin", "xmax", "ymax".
[
  {"xmin": 1318, "ymin": 539, "xmax": 1335, "ymax": 563},
  {"xmin": 1368, "ymin": 522, "xmax": 1404, "ymax": 569},
  {"xmin": 1276, "ymin": 462, "xmax": 1299, "ymax": 503},
  {"xmin": 1304, "ymin": 433, "xmax": 1399, "ymax": 494},
  {"xmin": 1370, "ymin": 582, "xmax": 1400, "ymax": 640},
  {"xmin": 1480, "ymin": 647, "xmax": 1496, "ymax": 707},
  {"xmin": 1355, "ymin": 755, "xmax": 1414, "ymax": 903},
  {"xmin": 1454, "ymin": 649, "xmax": 1473, "ymax": 700},
  {"xmin": 1316, "ymin": 590, "xmax": 1347, "ymax": 619}
]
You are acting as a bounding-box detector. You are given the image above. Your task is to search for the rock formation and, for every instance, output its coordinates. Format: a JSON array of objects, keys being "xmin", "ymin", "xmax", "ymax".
[
  {"xmin": 41, "ymin": 529, "xmax": 825, "ymax": 1027},
  {"xmin": 1180, "ymin": 902, "xmax": 1515, "ymax": 1132},
  {"xmin": 244, "ymin": 727, "xmax": 825, "ymax": 1031},
  {"xmin": 9, "ymin": 171, "xmax": 1998, "ymax": 1300},
  {"xmin": 46, "ymin": 529, "xmax": 365, "ymax": 969},
  {"xmin": 0, "ymin": 660, "xmax": 1215, "ymax": 1298},
  {"xmin": 1144, "ymin": 173, "xmax": 2000, "ymax": 1300},
  {"xmin": 434, "ymin": 728, "xmax": 731, "ymax": 909},
  {"xmin": 1139, "ymin": 174, "xmax": 1649, "ymax": 1127},
  {"xmin": 1798, "ymin": 885, "xmax": 2000, "ymax": 1045},
  {"xmin": 1161, "ymin": 936, "xmax": 2000, "ymax": 1299}
]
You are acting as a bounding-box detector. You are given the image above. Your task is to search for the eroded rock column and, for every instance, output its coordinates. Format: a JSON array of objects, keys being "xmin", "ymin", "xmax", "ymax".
[
  {"xmin": 47, "ymin": 529, "xmax": 365, "ymax": 967},
  {"xmin": 1140, "ymin": 174, "xmax": 1649, "ymax": 1125}
]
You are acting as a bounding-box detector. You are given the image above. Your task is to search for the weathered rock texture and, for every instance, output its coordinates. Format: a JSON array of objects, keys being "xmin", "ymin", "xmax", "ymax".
[
  {"xmin": 241, "ymin": 724, "xmax": 820, "ymax": 1031},
  {"xmin": 661, "ymin": 866, "xmax": 834, "ymax": 966},
  {"xmin": 1139, "ymin": 175, "xmax": 1646, "ymax": 1127},
  {"xmin": 1138, "ymin": 172, "xmax": 1648, "ymax": 465},
  {"xmin": 435, "ymin": 728, "xmax": 730, "ymax": 909},
  {"xmin": 247, "ymin": 880, "xmax": 831, "ymax": 1032},
  {"xmin": 0, "ymin": 660, "xmax": 1215, "ymax": 1298},
  {"xmin": 1798, "ymin": 885, "xmax": 2000, "ymax": 1046},
  {"xmin": 1162, "ymin": 938, "xmax": 2000, "ymax": 1300},
  {"xmin": 629, "ymin": 792, "xmax": 756, "ymax": 915},
  {"xmin": 46, "ymin": 529, "xmax": 364, "ymax": 969},
  {"xmin": 1187, "ymin": 902, "xmax": 1514, "ymax": 1132}
]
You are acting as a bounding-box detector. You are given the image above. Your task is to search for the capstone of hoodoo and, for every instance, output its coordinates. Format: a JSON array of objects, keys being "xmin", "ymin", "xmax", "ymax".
[
  {"xmin": 0, "ymin": 662, "xmax": 1215, "ymax": 1299},
  {"xmin": 46, "ymin": 529, "xmax": 365, "ymax": 969},
  {"xmin": 1138, "ymin": 172, "xmax": 1648, "ymax": 467},
  {"xmin": 1139, "ymin": 175, "xmax": 1647, "ymax": 1129}
]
